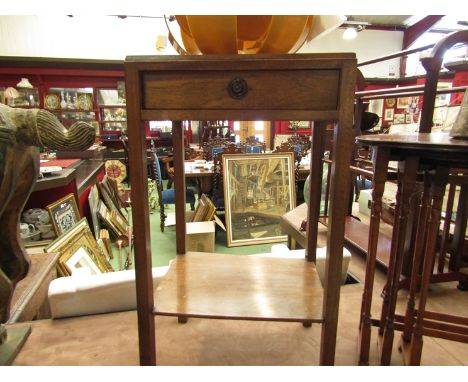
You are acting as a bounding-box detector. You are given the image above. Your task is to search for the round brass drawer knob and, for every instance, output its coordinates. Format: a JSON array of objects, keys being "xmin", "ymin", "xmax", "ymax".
[{"xmin": 227, "ymin": 77, "xmax": 248, "ymax": 100}]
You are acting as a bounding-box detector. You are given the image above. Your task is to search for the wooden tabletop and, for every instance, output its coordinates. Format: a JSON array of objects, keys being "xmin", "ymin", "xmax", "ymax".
[
  {"xmin": 184, "ymin": 167, "xmax": 213, "ymax": 178},
  {"xmin": 357, "ymin": 133, "xmax": 468, "ymax": 151},
  {"xmin": 33, "ymin": 160, "xmax": 104, "ymax": 195},
  {"xmin": 8, "ymin": 252, "xmax": 60, "ymax": 324},
  {"xmin": 154, "ymin": 252, "xmax": 324, "ymax": 323}
]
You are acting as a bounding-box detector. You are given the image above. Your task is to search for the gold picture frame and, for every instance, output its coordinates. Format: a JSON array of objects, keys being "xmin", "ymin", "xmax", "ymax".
[
  {"xmin": 44, "ymin": 93, "xmax": 60, "ymax": 110},
  {"xmin": 110, "ymin": 209, "xmax": 129, "ymax": 236},
  {"xmin": 46, "ymin": 193, "xmax": 81, "ymax": 236},
  {"xmin": 77, "ymin": 92, "xmax": 93, "ymax": 110},
  {"xmin": 97, "ymin": 200, "xmax": 121, "ymax": 237},
  {"xmin": 88, "ymin": 185, "xmax": 101, "ymax": 240},
  {"xmin": 397, "ymin": 96, "xmax": 412, "ymax": 109},
  {"xmin": 223, "ymin": 152, "xmax": 296, "ymax": 247},
  {"xmin": 45, "ymin": 218, "xmax": 113, "ymax": 277}
]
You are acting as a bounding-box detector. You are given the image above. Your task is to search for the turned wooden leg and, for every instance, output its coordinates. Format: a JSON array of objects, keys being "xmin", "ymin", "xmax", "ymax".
[
  {"xmin": 358, "ymin": 146, "xmax": 389, "ymax": 366},
  {"xmin": 160, "ymin": 202, "xmax": 165, "ymax": 232},
  {"xmin": 437, "ymin": 182, "xmax": 456, "ymax": 273},
  {"xmin": 401, "ymin": 171, "xmax": 432, "ymax": 344},
  {"xmin": 407, "ymin": 166, "xmax": 449, "ymax": 365},
  {"xmin": 379, "ymin": 173, "xmax": 403, "ymax": 336},
  {"xmin": 450, "ymin": 184, "xmax": 467, "ymax": 273},
  {"xmin": 380, "ymin": 157, "xmax": 419, "ymax": 365}
]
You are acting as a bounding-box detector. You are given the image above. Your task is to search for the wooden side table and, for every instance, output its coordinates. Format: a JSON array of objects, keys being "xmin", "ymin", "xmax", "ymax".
[
  {"xmin": 125, "ymin": 53, "xmax": 357, "ymax": 365},
  {"xmin": 356, "ymin": 133, "xmax": 468, "ymax": 366}
]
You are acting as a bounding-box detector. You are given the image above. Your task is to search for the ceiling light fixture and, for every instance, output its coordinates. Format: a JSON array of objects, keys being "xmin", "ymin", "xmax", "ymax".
[
  {"xmin": 343, "ymin": 27, "xmax": 358, "ymax": 40},
  {"xmin": 342, "ymin": 24, "xmax": 366, "ymax": 40}
]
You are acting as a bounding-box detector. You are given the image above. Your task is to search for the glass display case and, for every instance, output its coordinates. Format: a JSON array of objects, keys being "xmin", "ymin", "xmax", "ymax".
[
  {"xmin": 0, "ymin": 86, "xmax": 39, "ymax": 107},
  {"xmin": 97, "ymin": 82, "xmax": 127, "ymax": 136},
  {"xmin": 100, "ymin": 107, "xmax": 127, "ymax": 133},
  {"xmin": 43, "ymin": 87, "xmax": 96, "ymax": 129},
  {"xmin": 44, "ymin": 87, "xmax": 94, "ymax": 111}
]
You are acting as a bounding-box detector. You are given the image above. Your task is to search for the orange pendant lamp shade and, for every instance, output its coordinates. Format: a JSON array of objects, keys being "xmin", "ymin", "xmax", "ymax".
[{"xmin": 173, "ymin": 15, "xmax": 320, "ymax": 54}]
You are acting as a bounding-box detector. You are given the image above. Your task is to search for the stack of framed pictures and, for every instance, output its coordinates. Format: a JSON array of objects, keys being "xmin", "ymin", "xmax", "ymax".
[
  {"xmin": 191, "ymin": 194, "xmax": 216, "ymax": 222},
  {"xmin": 45, "ymin": 218, "xmax": 114, "ymax": 277},
  {"xmin": 95, "ymin": 176, "xmax": 130, "ymax": 238},
  {"xmin": 86, "ymin": 175, "xmax": 133, "ymax": 271}
]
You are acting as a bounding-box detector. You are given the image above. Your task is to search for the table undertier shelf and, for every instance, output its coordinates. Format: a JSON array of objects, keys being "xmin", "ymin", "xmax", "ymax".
[{"xmin": 154, "ymin": 252, "xmax": 324, "ymax": 323}]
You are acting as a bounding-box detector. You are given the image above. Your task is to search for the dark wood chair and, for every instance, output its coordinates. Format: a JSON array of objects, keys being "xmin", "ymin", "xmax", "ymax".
[
  {"xmin": 243, "ymin": 135, "xmax": 266, "ymax": 153},
  {"xmin": 202, "ymin": 136, "xmax": 230, "ymax": 161},
  {"xmin": 273, "ymin": 141, "xmax": 302, "ymax": 195},
  {"xmin": 163, "ymin": 147, "xmax": 203, "ymax": 190},
  {"xmin": 150, "ymin": 145, "xmax": 196, "ymax": 232},
  {"xmin": 211, "ymin": 143, "xmax": 246, "ymax": 211},
  {"xmin": 286, "ymin": 134, "xmax": 310, "ymax": 158}
]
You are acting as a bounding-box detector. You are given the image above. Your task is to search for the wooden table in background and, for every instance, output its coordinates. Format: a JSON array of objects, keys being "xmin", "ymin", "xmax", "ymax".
[{"xmin": 356, "ymin": 133, "xmax": 468, "ymax": 366}]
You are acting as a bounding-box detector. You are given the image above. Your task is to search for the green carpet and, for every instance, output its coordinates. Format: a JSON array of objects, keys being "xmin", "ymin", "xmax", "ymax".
[
  {"xmin": 109, "ymin": 203, "xmax": 287, "ymax": 271},
  {"xmin": 148, "ymin": 204, "xmax": 286, "ymax": 267}
]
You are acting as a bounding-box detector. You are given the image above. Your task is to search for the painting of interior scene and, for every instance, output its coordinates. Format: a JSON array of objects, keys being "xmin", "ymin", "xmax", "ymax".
[{"xmin": 223, "ymin": 153, "xmax": 295, "ymax": 246}]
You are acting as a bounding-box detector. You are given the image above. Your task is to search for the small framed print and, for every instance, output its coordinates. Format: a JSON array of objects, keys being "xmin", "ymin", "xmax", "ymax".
[
  {"xmin": 385, "ymin": 98, "xmax": 396, "ymax": 108},
  {"xmin": 44, "ymin": 93, "xmax": 60, "ymax": 110},
  {"xmin": 110, "ymin": 209, "xmax": 129, "ymax": 236},
  {"xmin": 394, "ymin": 113, "xmax": 405, "ymax": 124},
  {"xmin": 384, "ymin": 109, "xmax": 394, "ymax": 121},
  {"xmin": 397, "ymin": 97, "xmax": 412, "ymax": 109},
  {"xmin": 405, "ymin": 114, "xmax": 413, "ymax": 124},
  {"xmin": 46, "ymin": 193, "xmax": 81, "ymax": 236},
  {"xmin": 45, "ymin": 218, "xmax": 113, "ymax": 277},
  {"xmin": 77, "ymin": 93, "xmax": 93, "ymax": 110}
]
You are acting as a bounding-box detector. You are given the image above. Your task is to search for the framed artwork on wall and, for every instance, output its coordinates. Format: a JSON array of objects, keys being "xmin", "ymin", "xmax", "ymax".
[
  {"xmin": 384, "ymin": 109, "xmax": 394, "ymax": 121},
  {"xmin": 223, "ymin": 152, "xmax": 296, "ymax": 247},
  {"xmin": 46, "ymin": 193, "xmax": 81, "ymax": 236},
  {"xmin": 394, "ymin": 113, "xmax": 405, "ymax": 124},
  {"xmin": 397, "ymin": 97, "xmax": 412, "ymax": 109},
  {"xmin": 44, "ymin": 93, "xmax": 60, "ymax": 110},
  {"xmin": 385, "ymin": 98, "xmax": 396, "ymax": 108}
]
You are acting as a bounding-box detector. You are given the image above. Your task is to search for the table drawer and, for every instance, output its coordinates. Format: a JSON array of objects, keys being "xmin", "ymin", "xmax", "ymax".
[{"xmin": 143, "ymin": 69, "xmax": 340, "ymax": 112}]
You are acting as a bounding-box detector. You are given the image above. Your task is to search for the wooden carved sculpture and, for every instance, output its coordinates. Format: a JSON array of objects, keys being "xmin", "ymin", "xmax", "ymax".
[{"xmin": 0, "ymin": 103, "xmax": 95, "ymax": 363}]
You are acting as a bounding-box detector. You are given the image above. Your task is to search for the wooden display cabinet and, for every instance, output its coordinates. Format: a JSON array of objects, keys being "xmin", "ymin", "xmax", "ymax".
[
  {"xmin": 0, "ymin": 86, "xmax": 39, "ymax": 108},
  {"xmin": 96, "ymin": 85, "xmax": 127, "ymax": 138}
]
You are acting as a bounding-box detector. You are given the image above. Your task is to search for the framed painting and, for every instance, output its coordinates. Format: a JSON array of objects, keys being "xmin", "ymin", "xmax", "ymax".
[
  {"xmin": 223, "ymin": 152, "xmax": 296, "ymax": 247},
  {"xmin": 385, "ymin": 98, "xmax": 396, "ymax": 108},
  {"xmin": 46, "ymin": 193, "xmax": 81, "ymax": 236},
  {"xmin": 289, "ymin": 121, "xmax": 310, "ymax": 130},
  {"xmin": 384, "ymin": 108, "xmax": 394, "ymax": 122},
  {"xmin": 397, "ymin": 97, "xmax": 412, "ymax": 109},
  {"xmin": 44, "ymin": 93, "xmax": 60, "ymax": 110},
  {"xmin": 97, "ymin": 200, "xmax": 121, "ymax": 237},
  {"xmin": 88, "ymin": 184, "xmax": 101, "ymax": 240},
  {"xmin": 45, "ymin": 218, "xmax": 114, "ymax": 277},
  {"xmin": 394, "ymin": 113, "xmax": 405, "ymax": 124}
]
